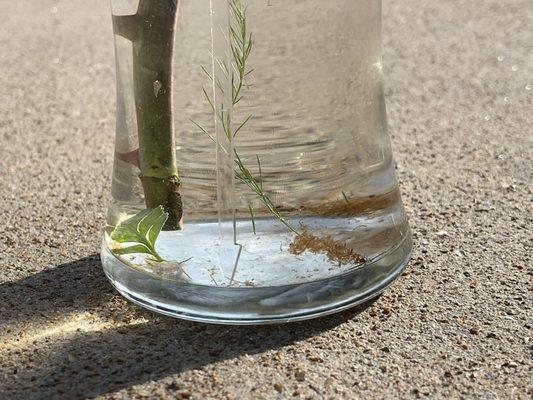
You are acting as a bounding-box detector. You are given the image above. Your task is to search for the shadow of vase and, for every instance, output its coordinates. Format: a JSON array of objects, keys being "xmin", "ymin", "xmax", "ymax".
[{"xmin": 1, "ymin": 255, "xmax": 379, "ymax": 399}]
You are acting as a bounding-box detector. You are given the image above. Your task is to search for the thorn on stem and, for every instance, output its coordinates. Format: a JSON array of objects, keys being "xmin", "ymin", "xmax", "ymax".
[
  {"xmin": 112, "ymin": 14, "xmax": 140, "ymax": 41},
  {"xmin": 116, "ymin": 148, "xmax": 140, "ymax": 167}
]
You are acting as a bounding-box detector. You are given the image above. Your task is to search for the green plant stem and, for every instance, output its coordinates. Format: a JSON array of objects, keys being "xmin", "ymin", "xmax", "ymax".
[{"xmin": 114, "ymin": 1, "xmax": 182, "ymax": 230}]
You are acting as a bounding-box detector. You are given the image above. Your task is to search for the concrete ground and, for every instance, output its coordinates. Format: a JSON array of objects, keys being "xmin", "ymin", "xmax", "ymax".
[{"xmin": 0, "ymin": 0, "xmax": 531, "ymax": 399}]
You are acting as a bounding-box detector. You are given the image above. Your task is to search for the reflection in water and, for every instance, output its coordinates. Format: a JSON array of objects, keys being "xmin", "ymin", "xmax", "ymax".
[{"xmin": 111, "ymin": 0, "xmax": 393, "ymax": 217}]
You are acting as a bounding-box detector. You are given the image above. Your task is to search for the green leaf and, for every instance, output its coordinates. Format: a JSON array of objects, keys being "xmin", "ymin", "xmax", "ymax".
[
  {"xmin": 147, "ymin": 211, "xmax": 167, "ymax": 245},
  {"xmin": 112, "ymin": 244, "xmax": 152, "ymax": 256},
  {"xmin": 342, "ymin": 190, "xmax": 350, "ymax": 204},
  {"xmin": 249, "ymin": 204, "xmax": 256, "ymax": 235},
  {"xmin": 233, "ymin": 114, "xmax": 252, "ymax": 137},
  {"xmin": 110, "ymin": 206, "xmax": 168, "ymax": 261}
]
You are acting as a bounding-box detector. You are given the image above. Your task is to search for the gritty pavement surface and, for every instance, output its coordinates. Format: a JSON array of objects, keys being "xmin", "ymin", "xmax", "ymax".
[{"xmin": 0, "ymin": 1, "xmax": 531, "ymax": 399}]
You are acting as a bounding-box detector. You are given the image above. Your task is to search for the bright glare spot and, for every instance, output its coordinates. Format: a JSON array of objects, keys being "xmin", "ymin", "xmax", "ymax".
[{"xmin": 1, "ymin": 312, "xmax": 147, "ymax": 350}]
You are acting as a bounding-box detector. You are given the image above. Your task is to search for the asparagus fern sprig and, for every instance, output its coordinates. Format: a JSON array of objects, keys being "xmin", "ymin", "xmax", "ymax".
[{"xmin": 193, "ymin": 0, "xmax": 298, "ymax": 234}]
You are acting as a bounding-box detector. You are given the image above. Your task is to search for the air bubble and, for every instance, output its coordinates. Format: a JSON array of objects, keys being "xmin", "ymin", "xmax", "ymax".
[{"xmin": 511, "ymin": 65, "xmax": 518, "ymax": 72}]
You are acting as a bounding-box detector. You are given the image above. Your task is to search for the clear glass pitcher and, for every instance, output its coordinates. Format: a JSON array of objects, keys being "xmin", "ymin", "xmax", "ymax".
[{"xmin": 102, "ymin": 0, "xmax": 412, "ymax": 324}]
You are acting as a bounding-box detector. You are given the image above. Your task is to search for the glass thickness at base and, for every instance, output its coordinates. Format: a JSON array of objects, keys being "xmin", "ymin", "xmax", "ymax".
[{"xmin": 101, "ymin": 232, "xmax": 411, "ymax": 325}]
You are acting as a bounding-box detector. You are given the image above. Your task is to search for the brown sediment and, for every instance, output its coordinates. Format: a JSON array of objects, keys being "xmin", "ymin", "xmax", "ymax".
[
  {"xmin": 289, "ymin": 226, "xmax": 365, "ymax": 266},
  {"xmin": 300, "ymin": 187, "xmax": 401, "ymax": 217},
  {"xmin": 287, "ymin": 189, "xmax": 401, "ymax": 266}
]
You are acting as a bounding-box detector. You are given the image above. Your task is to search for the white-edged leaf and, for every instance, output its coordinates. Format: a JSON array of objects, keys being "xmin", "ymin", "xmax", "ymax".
[
  {"xmin": 109, "ymin": 206, "xmax": 168, "ymax": 261},
  {"xmin": 112, "ymin": 244, "xmax": 152, "ymax": 256}
]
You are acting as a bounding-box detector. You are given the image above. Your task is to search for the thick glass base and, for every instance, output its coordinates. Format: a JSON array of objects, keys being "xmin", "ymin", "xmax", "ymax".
[{"xmin": 101, "ymin": 232, "xmax": 411, "ymax": 325}]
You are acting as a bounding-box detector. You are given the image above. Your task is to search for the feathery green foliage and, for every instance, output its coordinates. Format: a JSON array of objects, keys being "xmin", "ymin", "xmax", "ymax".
[{"xmin": 194, "ymin": 0, "xmax": 298, "ymax": 234}]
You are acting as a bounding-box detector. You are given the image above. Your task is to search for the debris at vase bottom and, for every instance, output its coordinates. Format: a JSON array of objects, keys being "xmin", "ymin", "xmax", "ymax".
[{"xmin": 289, "ymin": 226, "xmax": 366, "ymax": 266}]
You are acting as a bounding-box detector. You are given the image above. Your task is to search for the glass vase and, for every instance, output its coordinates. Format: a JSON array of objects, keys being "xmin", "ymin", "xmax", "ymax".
[{"xmin": 101, "ymin": 0, "xmax": 412, "ymax": 324}]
